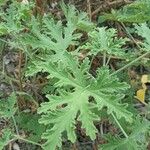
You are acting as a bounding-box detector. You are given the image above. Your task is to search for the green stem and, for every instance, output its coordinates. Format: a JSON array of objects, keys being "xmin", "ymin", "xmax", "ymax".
[
  {"xmin": 111, "ymin": 51, "xmax": 150, "ymax": 76},
  {"xmin": 106, "ymin": 56, "xmax": 111, "ymax": 66},
  {"xmin": 11, "ymin": 115, "xmax": 19, "ymax": 135},
  {"xmin": 112, "ymin": 113, "xmax": 128, "ymax": 138},
  {"xmin": 89, "ymin": 54, "xmax": 95, "ymax": 67},
  {"xmin": 14, "ymin": 135, "xmax": 42, "ymax": 147},
  {"xmin": 121, "ymin": 23, "xmax": 141, "ymax": 49},
  {"xmin": 103, "ymin": 52, "xmax": 106, "ymax": 66}
]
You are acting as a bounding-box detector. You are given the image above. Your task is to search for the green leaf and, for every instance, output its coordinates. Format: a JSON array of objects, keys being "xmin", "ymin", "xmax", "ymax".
[
  {"xmin": 81, "ymin": 27, "xmax": 128, "ymax": 57},
  {"xmin": 101, "ymin": 135, "xmax": 139, "ymax": 150},
  {"xmin": 0, "ymin": 129, "xmax": 11, "ymax": 150},
  {"xmin": 21, "ymin": 2, "xmax": 93, "ymax": 62},
  {"xmin": 60, "ymin": 1, "xmax": 94, "ymax": 32},
  {"xmin": 35, "ymin": 55, "xmax": 132, "ymax": 149},
  {"xmin": 0, "ymin": 1, "xmax": 32, "ymax": 34},
  {"xmin": 16, "ymin": 113, "xmax": 46, "ymax": 142},
  {"xmin": 135, "ymin": 23, "xmax": 150, "ymax": 50},
  {"xmin": 101, "ymin": 118, "xmax": 150, "ymax": 150},
  {"xmin": 99, "ymin": 0, "xmax": 150, "ymax": 23},
  {"xmin": 78, "ymin": 102, "xmax": 99, "ymax": 140},
  {"xmin": 21, "ymin": 2, "xmax": 132, "ymax": 150},
  {"xmin": 0, "ymin": 23, "xmax": 7, "ymax": 35},
  {"xmin": 38, "ymin": 90, "xmax": 99, "ymax": 150},
  {"xmin": 0, "ymin": 93, "xmax": 17, "ymax": 119}
]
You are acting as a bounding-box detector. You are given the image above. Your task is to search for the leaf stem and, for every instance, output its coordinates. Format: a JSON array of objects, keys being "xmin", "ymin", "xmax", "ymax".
[
  {"xmin": 121, "ymin": 22, "xmax": 141, "ymax": 49},
  {"xmin": 106, "ymin": 56, "xmax": 111, "ymax": 66},
  {"xmin": 90, "ymin": 55, "xmax": 95, "ymax": 67},
  {"xmin": 14, "ymin": 135, "xmax": 42, "ymax": 147},
  {"xmin": 103, "ymin": 52, "xmax": 107, "ymax": 66},
  {"xmin": 111, "ymin": 51, "xmax": 150, "ymax": 75},
  {"xmin": 112, "ymin": 113, "xmax": 128, "ymax": 138},
  {"xmin": 11, "ymin": 115, "xmax": 19, "ymax": 136}
]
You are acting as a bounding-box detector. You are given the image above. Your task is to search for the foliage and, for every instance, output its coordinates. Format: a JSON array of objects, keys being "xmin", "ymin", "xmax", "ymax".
[
  {"xmin": 24, "ymin": 2, "xmax": 132, "ymax": 149},
  {"xmin": 19, "ymin": 2, "xmax": 94, "ymax": 59},
  {"xmin": 33, "ymin": 58, "xmax": 131, "ymax": 149},
  {"xmin": 0, "ymin": 92, "xmax": 17, "ymax": 119},
  {"xmin": 16, "ymin": 113, "xmax": 46, "ymax": 142},
  {"xmin": 101, "ymin": 118, "xmax": 150, "ymax": 150},
  {"xmin": 0, "ymin": 129, "xmax": 11, "ymax": 150},
  {"xmin": 135, "ymin": 23, "xmax": 150, "ymax": 50},
  {"xmin": 80, "ymin": 27, "xmax": 128, "ymax": 57},
  {"xmin": 99, "ymin": 0, "xmax": 150, "ymax": 23},
  {"xmin": 0, "ymin": 93, "xmax": 16, "ymax": 150},
  {"xmin": 0, "ymin": 1, "xmax": 150, "ymax": 150},
  {"xmin": 0, "ymin": 1, "xmax": 32, "ymax": 35}
]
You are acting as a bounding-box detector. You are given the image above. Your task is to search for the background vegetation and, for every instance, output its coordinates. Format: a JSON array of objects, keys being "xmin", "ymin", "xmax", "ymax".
[{"xmin": 0, "ymin": 0, "xmax": 150, "ymax": 150}]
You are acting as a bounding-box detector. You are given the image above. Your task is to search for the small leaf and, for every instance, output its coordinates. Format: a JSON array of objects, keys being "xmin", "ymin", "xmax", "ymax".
[
  {"xmin": 135, "ymin": 74, "xmax": 150, "ymax": 104},
  {"xmin": 80, "ymin": 27, "xmax": 128, "ymax": 57},
  {"xmin": 141, "ymin": 74, "xmax": 150, "ymax": 89},
  {"xmin": 141, "ymin": 75, "xmax": 149, "ymax": 84},
  {"xmin": 135, "ymin": 89, "xmax": 146, "ymax": 104}
]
